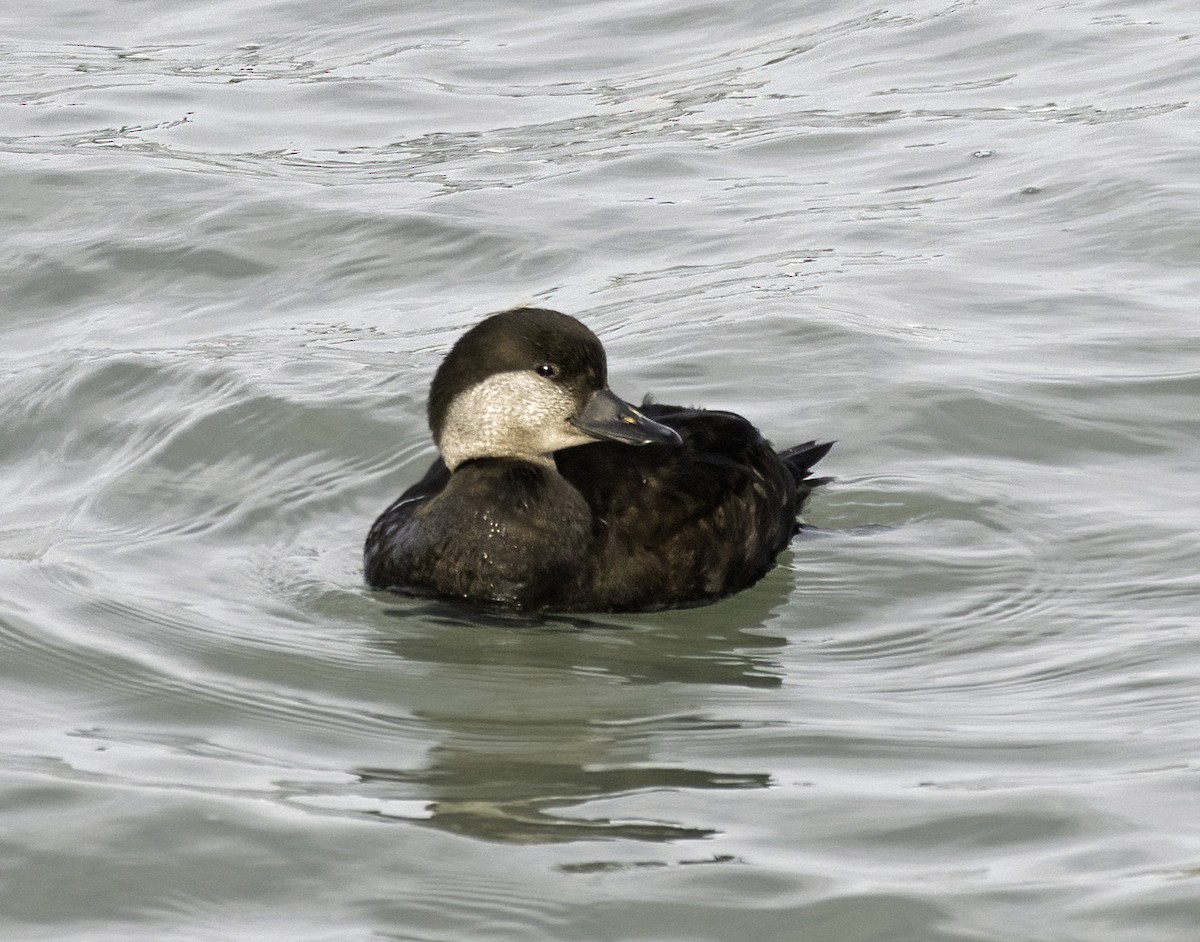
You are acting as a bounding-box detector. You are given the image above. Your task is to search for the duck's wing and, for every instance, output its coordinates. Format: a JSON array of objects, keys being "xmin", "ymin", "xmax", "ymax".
[
  {"xmin": 553, "ymin": 403, "xmax": 829, "ymax": 607},
  {"xmin": 376, "ymin": 455, "xmax": 451, "ymax": 519},
  {"xmin": 364, "ymin": 456, "xmax": 450, "ymax": 587}
]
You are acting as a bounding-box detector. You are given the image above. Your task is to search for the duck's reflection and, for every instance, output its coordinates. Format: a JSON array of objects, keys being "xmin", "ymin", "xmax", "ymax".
[{"xmin": 347, "ymin": 569, "xmax": 796, "ymax": 844}]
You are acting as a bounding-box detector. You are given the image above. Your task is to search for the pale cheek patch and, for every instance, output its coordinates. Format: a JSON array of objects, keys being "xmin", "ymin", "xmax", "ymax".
[{"xmin": 438, "ymin": 371, "xmax": 593, "ymax": 469}]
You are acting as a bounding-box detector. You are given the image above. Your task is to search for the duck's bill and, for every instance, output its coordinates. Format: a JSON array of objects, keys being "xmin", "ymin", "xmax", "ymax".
[{"xmin": 570, "ymin": 388, "xmax": 683, "ymax": 447}]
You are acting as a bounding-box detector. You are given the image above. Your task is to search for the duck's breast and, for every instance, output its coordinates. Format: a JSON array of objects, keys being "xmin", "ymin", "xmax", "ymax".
[{"xmin": 366, "ymin": 458, "xmax": 593, "ymax": 608}]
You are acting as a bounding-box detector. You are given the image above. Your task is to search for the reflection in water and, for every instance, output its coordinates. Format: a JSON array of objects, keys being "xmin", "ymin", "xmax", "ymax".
[
  {"xmin": 355, "ymin": 763, "xmax": 765, "ymax": 843},
  {"xmin": 377, "ymin": 563, "xmax": 795, "ymax": 685},
  {"xmin": 344, "ymin": 579, "xmax": 795, "ymax": 843}
]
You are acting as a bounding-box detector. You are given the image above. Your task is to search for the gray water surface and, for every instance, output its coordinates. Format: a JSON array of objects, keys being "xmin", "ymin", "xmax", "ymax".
[{"xmin": 3, "ymin": 1, "xmax": 1199, "ymax": 940}]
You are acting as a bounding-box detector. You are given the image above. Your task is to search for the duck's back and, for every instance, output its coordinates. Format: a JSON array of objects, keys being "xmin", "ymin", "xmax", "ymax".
[{"xmin": 552, "ymin": 402, "xmax": 831, "ymax": 610}]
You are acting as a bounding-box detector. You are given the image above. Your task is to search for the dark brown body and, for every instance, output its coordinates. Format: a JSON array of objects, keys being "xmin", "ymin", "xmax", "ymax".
[{"xmin": 365, "ymin": 402, "xmax": 831, "ymax": 612}]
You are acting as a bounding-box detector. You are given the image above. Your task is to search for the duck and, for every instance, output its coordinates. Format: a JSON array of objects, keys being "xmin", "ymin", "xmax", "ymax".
[{"xmin": 364, "ymin": 307, "xmax": 832, "ymax": 612}]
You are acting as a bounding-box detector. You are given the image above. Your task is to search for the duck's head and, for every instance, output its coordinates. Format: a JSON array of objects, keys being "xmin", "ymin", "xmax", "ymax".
[{"xmin": 428, "ymin": 307, "xmax": 682, "ymax": 470}]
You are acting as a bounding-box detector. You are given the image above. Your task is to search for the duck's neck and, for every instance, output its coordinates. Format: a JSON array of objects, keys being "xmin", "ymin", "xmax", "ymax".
[{"xmin": 439, "ymin": 439, "xmax": 557, "ymax": 472}]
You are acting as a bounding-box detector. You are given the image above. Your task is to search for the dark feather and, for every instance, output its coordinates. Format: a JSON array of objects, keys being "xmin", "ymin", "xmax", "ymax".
[{"xmin": 366, "ymin": 402, "xmax": 832, "ymax": 612}]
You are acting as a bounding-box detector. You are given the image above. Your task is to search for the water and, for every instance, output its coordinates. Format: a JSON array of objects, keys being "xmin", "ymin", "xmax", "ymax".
[{"xmin": 3, "ymin": 0, "xmax": 1199, "ymax": 939}]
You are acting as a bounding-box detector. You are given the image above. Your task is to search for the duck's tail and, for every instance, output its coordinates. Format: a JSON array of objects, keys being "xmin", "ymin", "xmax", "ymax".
[{"xmin": 778, "ymin": 440, "xmax": 835, "ymax": 509}]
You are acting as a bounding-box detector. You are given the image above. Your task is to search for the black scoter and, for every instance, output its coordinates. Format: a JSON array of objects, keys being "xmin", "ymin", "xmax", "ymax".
[{"xmin": 364, "ymin": 307, "xmax": 831, "ymax": 612}]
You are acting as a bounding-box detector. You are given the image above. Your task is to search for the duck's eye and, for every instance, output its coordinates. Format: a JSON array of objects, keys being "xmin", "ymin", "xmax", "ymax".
[{"xmin": 536, "ymin": 363, "xmax": 557, "ymax": 378}]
